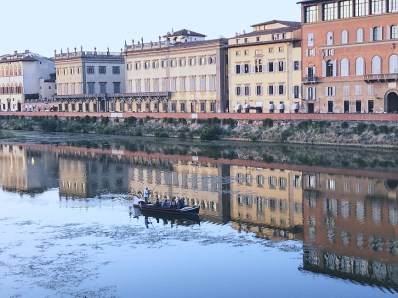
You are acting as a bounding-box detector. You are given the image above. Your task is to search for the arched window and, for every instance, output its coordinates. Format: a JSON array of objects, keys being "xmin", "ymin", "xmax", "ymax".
[
  {"xmin": 356, "ymin": 28, "xmax": 364, "ymax": 43},
  {"xmin": 390, "ymin": 25, "xmax": 398, "ymax": 39},
  {"xmin": 371, "ymin": 56, "xmax": 382, "ymax": 74},
  {"xmin": 355, "ymin": 57, "xmax": 365, "ymax": 76},
  {"xmin": 340, "ymin": 58, "xmax": 350, "ymax": 76},
  {"xmin": 389, "ymin": 54, "xmax": 398, "ymax": 73},
  {"xmin": 327, "ymin": 32, "xmax": 334, "ymax": 45},
  {"xmin": 341, "ymin": 30, "xmax": 349, "ymax": 44}
]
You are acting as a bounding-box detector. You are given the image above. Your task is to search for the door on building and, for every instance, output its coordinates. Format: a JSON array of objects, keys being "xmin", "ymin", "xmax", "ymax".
[
  {"xmin": 328, "ymin": 101, "xmax": 333, "ymax": 113},
  {"xmin": 356, "ymin": 100, "xmax": 361, "ymax": 113},
  {"xmin": 308, "ymin": 103, "xmax": 314, "ymax": 113},
  {"xmin": 7, "ymin": 101, "xmax": 11, "ymax": 111},
  {"xmin": 387, "ymin": 92, "xmax": 398, "ymax": 113},
  {"xmin": 344, "ymin": 101, "xmax": 349, "ymax": 113},
  {"xmin": 368, "ymin": 100, "xmax": 374, "ymax": 113},
  {"xmin": 17, "ymin": 102, "xmax": 21, "ymax": 112}
]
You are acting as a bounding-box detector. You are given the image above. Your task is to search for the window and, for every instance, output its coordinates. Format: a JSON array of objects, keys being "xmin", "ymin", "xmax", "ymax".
[
  {"xmin": 209, "ymin": 75, "xmax": 216, "ymax": 91},
  {"xmin": 278, "ymin": 61, "xmax": 285, "ymax": 72},
  {"xmin": 323, "ymin": 2, "xmax": 338, "ymax": 20},
  {"xmin": 135, "ymin": 79, "xmax": 141, "ymax": 93},
  {"xmin": 326, "ymin": 86, "xmax": 336, "ymax": 96},
  {"xmin": 278, "ymin": 46, "xmax": 284, "ymax": 53},
  {"xmin": 340, "ymin": 0, "xmax": 353, "ymax": 18},
  {"xmin": 371, "ymin": 0, "xmax": 386, "ymax": 14},
  {"xmin": 208, "ymin": 56, "xmax": 216, "ymax": 64},
  {"xmin": 236, "ymin": 64, "xmax": 241, "ymax": 74},
  {"xmin": 135, "ymin": 62, "xmax": 141, "ymax": 70},
  {"xmin": 244, "ymin": 85, "xmax": 250, "ymax": 96},
  {"xmin": 152, "ymin": 60, "xmax": 159, "ymax": 69},
  {"xmin": 255, "ymin": 59, "xmax": 263, "ymax": 73},
  {"xmin": 144, "ymin": 61, "xmax": 150, "ymax": 69},
  {"xmin": 210, "ymin": 102, "xmax": 216, "ymax": 112},
  {"xmin": 268, "ymin": 62, "xmax": 274, "ymax": 72},
  {"xmin": 356, "ymin": 57, "xmax": 365, "ymax": 75},
  {"xmin": 113, "ymin": 82, "xmax": 121, "ymax": 93},
  {"xmin": 340, "ymin": 58, "xmax": 350, "ymax": 76},
  {"xmin": 87, "ymin": 66, "xmax": 94, "ymax": 74},
  {"xmin": 390, "ymin": 25, "xmax": 398, "ymax": 39},
  {"xmin": 87, "ymin": 82, "xmax": 95, "ymax": 94},
  {"xmin": 278, "ymin": 84, "xmax": 285, "ymax": 95},
  {"xmin": 294, "ymin": 61, "xmax": 300, "ymax": 71},
  {"xmin": 180, "ymin": 102, "xmax": 186, "ymax": 112},
  {"xmin": 305, "ymin": 5, "xmax": 318, "ymax": 23},
  {"xmin": 268, "ymin": 85, "xmax": 274, "ymax": 95},
  {"xmin": 244, "ymin": 64, "xmax": 250, "ymax": 73},
  {"xmin": 199, "ymin": 76, "xmax": 206, "ymax": 91},
  {"xmin": 308, "ymin": 33, "xmax": 314, "ymax": 47},
  {"xmin": 326, "ymin": 32, "xmax": 334, "ymax": 45},
  {"xmin": 325, "ymin": 60, "xmax": 336, "ymax": 77},
  {"xmin": 179, "ymin": 58, "xmax": 186, "ymax": 67},
  {"xmin": 371, "ymin": 26, "xmax": 383, "ymax": 41},
  {"xmin": 341, "ymin": 30, "xmax": 349, "ymax": 44},
  {"xmin": 355, "ymin": 0, "xmax": 369, "ymax": 16},
  {"xmin": 236, "ymin": 86, "xmax": 241, "ymax": 96},
  {"xmin": 170, "ymin": 77, "xmax": 177, "ymax": 92},
  {"xmin": 355, "ymin": 85, "xmax": 362, "ymax": 95},
  {"xmin": 200, "ymin": 102, "xmax": 206, "ymax": 113},
  {"xmin": 308, "ymin": 87, "xmax": 316, "ymax": 100},
  {"xmin": 356, "ymin": 28, "xmax": 364, "ymax": 43},
  {"xmin": 371, "ymin": 55, "xmax": 382, "ymax": 74},
  {"xmin": 389, "ymin": 54, "xmax": 398, "ymax": 73},
  {"xmin": 99, "ymin": 82, "xmax": 106, "ymax": 93},
  {"xmin": 390, "ymin": 0, "xmax": 398, "ymax": 12},
  {"xmin": 256, "ymin": 85, "xmax": 263, "ymax": 96},
  {"xmin": 112, "ymin": 66, "xmax": 120, "ymax": 74},
  {"xmin": 294, "ymin": 86, "xmax": 300, "ymax": 98}
]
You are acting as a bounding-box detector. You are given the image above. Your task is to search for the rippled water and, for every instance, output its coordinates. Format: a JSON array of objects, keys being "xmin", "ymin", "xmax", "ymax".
[{"xmin": 0, "ymin": 131, "xmax": 397, "ymax": 297}]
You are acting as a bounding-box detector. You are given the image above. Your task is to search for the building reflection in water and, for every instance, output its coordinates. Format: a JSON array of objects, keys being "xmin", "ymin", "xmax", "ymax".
[
  {"xmin": 1, "ymin": 142, "xmax": 398, "ymax": 290},
  {"xmin": 0, "ymin": 144, "xmax": 58, "ymax": 195},
  {"xmin": 302, "ymin": 171, "xmax": 398, "ymax": 290}
]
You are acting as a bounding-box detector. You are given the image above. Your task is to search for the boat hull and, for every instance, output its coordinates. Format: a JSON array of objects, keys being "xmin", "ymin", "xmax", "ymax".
[{"xmin": 140, "ymin": 204, "xmax": 200, "ymax": 216}]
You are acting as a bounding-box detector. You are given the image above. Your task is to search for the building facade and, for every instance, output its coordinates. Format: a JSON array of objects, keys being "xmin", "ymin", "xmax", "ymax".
[
  {"xmin": 54, "ymin": 48, "xmax": 125, "ymax": 112},
  {"xmin": 0, "ymin": 50, "xmax": 55, "ymax": 112},
  {"xmin": 299, "ymin": 0, "xmax": 398, "ymax": 113},
  {"xmin": 227, "ymin": 20, "xmax": 302, "ymax": 114},
  {"xmin": 123, "ymin": 30, "xmax": 228, "ymax": 114}
]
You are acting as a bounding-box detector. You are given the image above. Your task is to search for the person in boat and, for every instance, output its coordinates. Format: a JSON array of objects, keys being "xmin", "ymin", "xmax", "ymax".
[
  {"xmin": 161, "ymin": 197, "xmax": 168, "ymax": 208},
  {"xmin": 155, "ymin": 196, "xmax": 161, "ymax": 207},
  {"xmin": 177, "ymin": 197, "xmax": 185, "ymax": 209},
  {"xmin": 143, "ymin": 187, "xmax": 150, "ymax": 204},
  {"xmin": 170, "ymin": 197, "xmax": 177, "ymax": 208}
]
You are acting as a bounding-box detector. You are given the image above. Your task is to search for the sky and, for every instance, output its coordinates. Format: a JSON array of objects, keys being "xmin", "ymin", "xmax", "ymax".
[{"xmin": 1, "ymin": 0, "xmax": 301, "ymax": 58}]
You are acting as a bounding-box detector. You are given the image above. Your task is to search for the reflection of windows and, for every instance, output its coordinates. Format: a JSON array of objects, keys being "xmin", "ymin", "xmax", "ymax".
[
  {"xmin": 356, "ymin": 202, "xmax": 365, "ymax": 222},
  {"xmin": 257, "ymin": 175, "xmax": 264, "ymax": 186},
  {"xmin": 326, "ymin": 178, "xmax": 336, "ymax": 190}
]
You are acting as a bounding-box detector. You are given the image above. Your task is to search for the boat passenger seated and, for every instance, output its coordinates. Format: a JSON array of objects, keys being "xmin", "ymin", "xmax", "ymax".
[
  {"xmin": 155, "ymin": 197, "xmax": 161, "ymax": 207},
  {"xmin": 177, "ymin": 198, "xmax": 184, "ymax": 209},
  {"xmin": 170, "ymin": 197, "xmax": 177, "ymax": 208},
  {"xmin": 161, "ymin": 198, "xmax": 168, "ymax": 208}
]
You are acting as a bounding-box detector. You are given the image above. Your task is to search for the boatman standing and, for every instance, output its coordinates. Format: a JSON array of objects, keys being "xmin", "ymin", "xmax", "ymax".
[{"xmin": 143, "ymin": 187, "xmax": 150, "ymax": 204}]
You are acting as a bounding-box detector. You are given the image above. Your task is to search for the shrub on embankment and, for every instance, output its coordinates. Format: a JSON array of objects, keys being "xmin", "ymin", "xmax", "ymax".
[{"xmin": 0, "ymin": 115, "xmax": 397, "ymax": 147}]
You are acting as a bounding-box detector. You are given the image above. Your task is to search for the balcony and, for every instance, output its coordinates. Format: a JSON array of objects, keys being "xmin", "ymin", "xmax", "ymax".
[
  {"xmin": 303, "ymin": 76, "xmax": 320, "ymax": 84},
  {"xmin": 364, "ymin": 73, "xmax": 398, "ymax": 83}
]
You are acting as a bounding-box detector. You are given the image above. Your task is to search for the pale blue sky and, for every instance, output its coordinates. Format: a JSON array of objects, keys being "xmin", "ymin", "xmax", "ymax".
[{"xmin": 2, "ymin": 0, "xmax": 301, "ymax": 58}]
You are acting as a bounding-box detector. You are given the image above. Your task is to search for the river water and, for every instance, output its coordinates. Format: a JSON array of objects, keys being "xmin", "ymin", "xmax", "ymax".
[{"xmin": 0, "ymin": 131, "xmax": 397, "ymax": 298}]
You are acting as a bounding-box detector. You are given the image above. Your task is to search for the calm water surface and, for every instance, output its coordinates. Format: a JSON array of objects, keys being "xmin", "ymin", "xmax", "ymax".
[{"xmin": 0, "ymin": 131, "xmax": 397, "ymax": 298}]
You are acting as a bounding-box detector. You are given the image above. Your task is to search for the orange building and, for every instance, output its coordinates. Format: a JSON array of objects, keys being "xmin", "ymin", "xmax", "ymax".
[{"xmin": 299, "ymin": 0, "xmax": 398, "ymax": 114}]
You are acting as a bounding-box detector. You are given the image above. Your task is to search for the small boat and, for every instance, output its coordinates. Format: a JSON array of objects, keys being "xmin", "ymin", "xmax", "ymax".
[{"xmin": 131, "ymin": 196, "xmax": 200, "ymax": 216}]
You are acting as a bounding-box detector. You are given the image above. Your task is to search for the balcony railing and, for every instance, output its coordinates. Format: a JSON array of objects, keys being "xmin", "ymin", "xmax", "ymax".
[
  {"xmin": 303, "ymin": 76, "xmax": 320, "ymax": 84},
  {"xmin": 364, "ymin": 73, "xmax": 398, "ymax": 82}
]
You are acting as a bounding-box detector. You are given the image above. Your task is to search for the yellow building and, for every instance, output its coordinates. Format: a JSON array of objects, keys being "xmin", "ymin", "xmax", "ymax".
[
  {"xmin": 230, "ymin": 165, "xmax": 303, "ymax": 240},
  {"xmin": 227, "ymin": 20, "xmax": 302, "ymax": 114},
  {"xmin": 124, "ymin": 30, "xmax": 228, "ymax": 114}
]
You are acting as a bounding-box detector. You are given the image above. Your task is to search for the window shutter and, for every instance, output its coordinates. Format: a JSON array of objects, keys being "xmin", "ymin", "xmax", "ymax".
[
  {"xmin": 379, "ymin": 26, "xmax": 383, "ymax": 41},
  {"xmin": 370, "ymin": 27, "xmax": 374, "ymax": 41},
  {"xmin": 387, "ymin": 26, "xmax": 391, "ymax": 40},
  {"xmin": 322, "ymin": 61, "xmax": 326, "ymax": 77}
]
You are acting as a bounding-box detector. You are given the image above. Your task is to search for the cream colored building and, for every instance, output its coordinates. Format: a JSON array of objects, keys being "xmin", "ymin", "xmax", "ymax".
[
  {"xmin": 123, "ymin": 29, "xmax": 228, "ymax": 113},
  {"xmin": 230, "ymin": 165, "xmax": 303, "ymax": 240},
  {"xmin": 228, "ymin": 20, "xmax": 302, "ymax": 114},
  {"xmin": 54, "ymin": 48, "xmax": 125, "ymax": 112},
  {"xmin": 0, "ymin": 51, "xmax": 55, "ymax": 111}
]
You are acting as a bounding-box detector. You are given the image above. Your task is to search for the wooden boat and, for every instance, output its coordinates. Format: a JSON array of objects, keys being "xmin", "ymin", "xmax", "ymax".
[
  {"xmin": 132, "ymin": 196, "xmax": 200, "ymax": 216},
  {"xmin": 140, "ymin": 203, "xmax": 200, "ymax": 215}
]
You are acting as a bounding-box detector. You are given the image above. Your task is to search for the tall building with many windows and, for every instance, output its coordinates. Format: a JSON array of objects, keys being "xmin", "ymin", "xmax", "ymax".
[
  {"xmin": 299, "ymin": 0, "xmax": 398, "ymax": 113},
  {"xmin": 227, "ymin": 20, "xmax": 302, "ymax": 114},
  {"xmin": 54, "ymin": 48, "xmax": 125, "ymax": 112},
  {"xmin": 123, "ymin": 30, "xmax": 228, "ymax": 114},
  {"xmin": 0, "ymin": 50, "xmax": 55, "ymax": 112}
]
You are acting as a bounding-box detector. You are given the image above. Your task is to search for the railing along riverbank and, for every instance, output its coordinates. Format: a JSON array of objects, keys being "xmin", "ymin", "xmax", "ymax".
[{"xmin": 1, "ymin": 111, "xmax": 398, "ymax": 122}]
